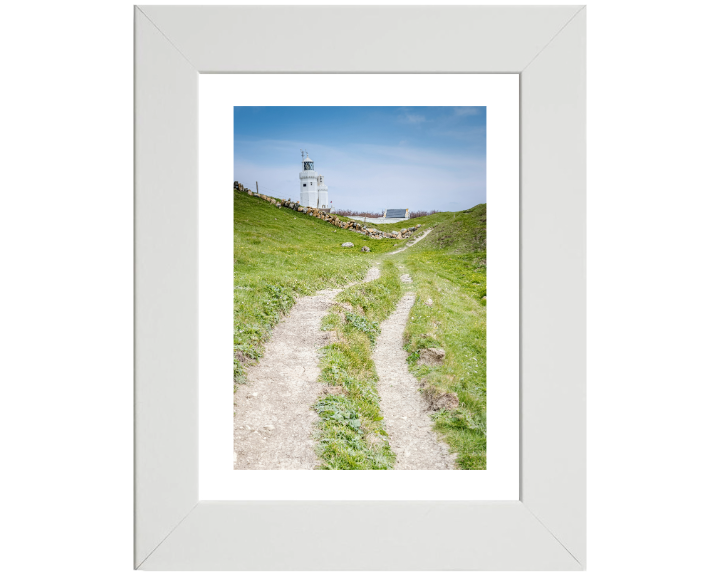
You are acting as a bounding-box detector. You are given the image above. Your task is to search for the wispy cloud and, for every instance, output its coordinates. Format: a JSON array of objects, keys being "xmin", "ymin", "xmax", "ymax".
[
  {"xmin": 454, "ymin": 107, "xmax": 481, "ymax": 116},
  {"xmin": 397, "ymin": 112, "xmax": 426, "ymax": 124},
  {"xmin": 234, "ymin": 106, "xmax": 486, "ymax": 212},
  {"xmin": 234, "ymin": 138, "xmax": 485, "ymax": 212}
]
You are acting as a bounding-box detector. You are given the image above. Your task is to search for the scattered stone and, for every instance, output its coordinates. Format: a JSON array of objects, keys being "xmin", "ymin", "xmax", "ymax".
[
  {"xmin": 418, "ymin": 347, "xmax": 446, "ymax": 366},
  {"xmin": 425, "ymin": 297, "xmax": 433, "ymax": 306},
  {"xmin": 264, "ymin": 424, "xmax": 275, "ymax": 430},
  {"xmin": 361, "ymin": 246, "xmax": 370, "ymax": 252},
  {"xmin": 341, "ymin": 242, "xmax": 354, "ymax": 248},
  {"xmin": 400, "ymin": 274, "xmax": 412, "ymax": 284}
]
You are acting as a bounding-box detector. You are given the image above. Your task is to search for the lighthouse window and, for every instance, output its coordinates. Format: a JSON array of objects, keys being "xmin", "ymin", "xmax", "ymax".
[{"xmin": 303, "ymin": 184, "xmax": 306, "ymax": 187}]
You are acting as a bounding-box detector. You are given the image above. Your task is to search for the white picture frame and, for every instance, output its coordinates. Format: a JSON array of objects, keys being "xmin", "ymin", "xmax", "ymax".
[{"xmin": 134, "ymin": 5, "xmax": 586, "ymax": 570}]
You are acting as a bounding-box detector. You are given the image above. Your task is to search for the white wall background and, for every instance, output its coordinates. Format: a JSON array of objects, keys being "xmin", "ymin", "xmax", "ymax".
[{"xmin": 1, "ymin": 1, "xmax": 718, "ymax": 575}]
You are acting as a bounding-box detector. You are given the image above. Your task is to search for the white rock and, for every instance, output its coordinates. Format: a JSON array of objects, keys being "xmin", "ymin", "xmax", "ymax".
[
  {"xmin": 264, "ymin": 424, "xmax": 275, "ymax": 430},
  {"xmin": 341, "ymin": 242, "xmax": 354, "ymax": 247}
]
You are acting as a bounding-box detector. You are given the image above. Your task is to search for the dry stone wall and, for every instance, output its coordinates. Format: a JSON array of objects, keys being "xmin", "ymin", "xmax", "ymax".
[{"xmin": 234, "ymin": 185, "xmax": 421, "ymax": 240}]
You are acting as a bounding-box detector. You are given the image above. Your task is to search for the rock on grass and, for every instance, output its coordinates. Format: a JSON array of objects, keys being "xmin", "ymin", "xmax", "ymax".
[
  {"xmin": 418, "ymin": 347, "xmax": 446, "ymax": 366},
  {"xmin": 422, "ymin": 383, "xmax": 460, "ymax": 411}
]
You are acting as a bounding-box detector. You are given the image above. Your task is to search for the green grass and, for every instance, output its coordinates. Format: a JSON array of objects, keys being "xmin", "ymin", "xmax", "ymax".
[
  {"xmin": 313, "ymin": 260, "xmax": 403, "ymax": 469},
  {"xmin": 234, "ymin": 188, "xmax": 488, "ymax": 470},
  {"xmin": 233, "ymin": 190, "xmax": 397, "ymax": 385},
  {"xmin": 393, "ymin": 203, "xmax": 488, "ymax": 469}
]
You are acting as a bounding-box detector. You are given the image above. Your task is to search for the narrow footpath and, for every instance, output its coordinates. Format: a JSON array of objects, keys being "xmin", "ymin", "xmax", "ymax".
[
  {"xmin": 373, "ymin": 283, "xmax": 456, "ymax": 469},
  {"xmin": 234, "ymin": 225, "xmax": 438, "ymax": 470},
  {"xmin": 389, "ymin": 227, "xmax": 433, "ymax": 254},
  {"xmin": 233, "ymin": 267, "xmax": 379, "ymax": 470}
]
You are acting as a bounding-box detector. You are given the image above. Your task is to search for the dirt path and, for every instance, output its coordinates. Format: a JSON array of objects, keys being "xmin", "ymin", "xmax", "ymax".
[
  {"xmin": 389, "ymin": 227, "xmax": 433, "ymax": 255},
  {"xmin": 233, "ymin": 267, "xmax": 379, "ymax": 470},
  {"xmin": 373, "ymin": 289, "xmax": 456, "ymax": 470}
]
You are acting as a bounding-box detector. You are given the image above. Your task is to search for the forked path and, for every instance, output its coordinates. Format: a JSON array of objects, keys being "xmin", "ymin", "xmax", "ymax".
[
  {"xmin": 233, "ymin": 267, "xmax": 379, "ymax": 470},
  {"xmin": 373, "ymin": 290, "xmax": 456, "ymax": 469}
]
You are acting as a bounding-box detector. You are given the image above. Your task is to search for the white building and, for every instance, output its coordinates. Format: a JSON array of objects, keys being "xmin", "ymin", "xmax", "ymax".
[
  {"xmin": 317, "ymin": 175, "xmax": 329, "ymax": 209},
  {"xmin": 299, "ymin": 154, "xmax": 329, "ymax": 208}
]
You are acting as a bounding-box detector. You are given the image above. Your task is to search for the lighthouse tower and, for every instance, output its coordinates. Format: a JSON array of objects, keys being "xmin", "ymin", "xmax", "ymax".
[
  {"xmin": 317, "ymin": 175, "xmax": 329, "ymax": 209},
  {"xmin": 299, "ymin": 153, "xmax": 318, "ymax": 207}
]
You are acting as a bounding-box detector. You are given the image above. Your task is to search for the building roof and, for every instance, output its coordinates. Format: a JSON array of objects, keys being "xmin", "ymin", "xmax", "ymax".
[{"xmin": 304, "ymin": 157, "xmax": 313, "ymax": 163}]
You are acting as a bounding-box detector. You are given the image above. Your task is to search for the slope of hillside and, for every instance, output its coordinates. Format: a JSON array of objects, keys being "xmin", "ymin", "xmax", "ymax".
[
  {"xmin": 394, "ymin": 203, "xmax": 488, "ymax": 469},
  {"xmin": 233, "ymin": 190, "xmax": 397, "ymax": 384},
  {"xmin": 234, "ymin": 192, "xmax": 489, "ymax": 470}
]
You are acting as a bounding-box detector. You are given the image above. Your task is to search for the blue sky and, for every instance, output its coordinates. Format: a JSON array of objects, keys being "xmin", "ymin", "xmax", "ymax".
[{"xmin": 234, "ymin": 106, "xmax": 486, "ymax": 212}]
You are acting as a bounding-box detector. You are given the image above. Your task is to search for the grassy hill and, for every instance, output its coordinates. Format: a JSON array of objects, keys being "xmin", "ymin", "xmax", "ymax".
[
  {"xmin": 233, "ymin": 190, "xmax": 399, "ymax": 384},
  {"xmin": 234, "ymin": 189, "xmax": 488, "ymax": 469}
]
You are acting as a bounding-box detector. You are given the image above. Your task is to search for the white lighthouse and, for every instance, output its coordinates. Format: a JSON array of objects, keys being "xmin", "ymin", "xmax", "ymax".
[
  {"xmin": 299, "ymin": 153, "xmax": 317, "ymax": 207},
  {"xmin": 299, "ymin": 151, "xmax": 329, "ymax": 208}
]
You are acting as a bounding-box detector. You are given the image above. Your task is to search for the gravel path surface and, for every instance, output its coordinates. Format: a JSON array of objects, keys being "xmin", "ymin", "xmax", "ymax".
[
  {"xmin": 233, "ymin": 267, "xmax": 379, "ymax": 470},
  {"xmin": 389, "ymin": 228, "xmax": 433, "ymax": 254},
  {"xmin": 373, "ymin": 290, "xmax": 456, "ymax": 469}
]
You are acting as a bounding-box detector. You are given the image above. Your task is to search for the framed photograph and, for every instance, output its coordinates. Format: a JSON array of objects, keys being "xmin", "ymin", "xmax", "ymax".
[{"xmin": 135, "ymin": 5, "xmax": 585, "ymax": 570}]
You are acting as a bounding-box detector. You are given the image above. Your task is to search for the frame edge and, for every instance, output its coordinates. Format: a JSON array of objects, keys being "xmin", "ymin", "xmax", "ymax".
[{"xmin": 134, "ymin": 6, "xmax": 200, "ymax": 568}]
